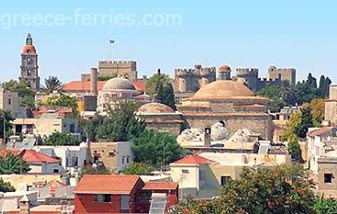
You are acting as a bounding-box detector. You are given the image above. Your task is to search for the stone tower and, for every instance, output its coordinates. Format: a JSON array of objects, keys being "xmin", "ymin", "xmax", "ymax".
[{"xmin": 19, "ymin": 33, "xmax": 40, "ymax": 90}]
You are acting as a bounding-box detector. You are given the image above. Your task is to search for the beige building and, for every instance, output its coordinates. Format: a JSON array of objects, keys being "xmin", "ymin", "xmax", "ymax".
[
  {"xmin": 97, "ymin": 78, "xmax": 139, "ymax": 113},
  {"xmin": 137, "ymin": 103, "xmax": 184, "ymax": 136},
  {"xmin": 89, "ymin": 141, "xmax": 133, "ymax": 172},
  {"xmin": 325, "ymin": 85, "xmax": 337, "ymax": 125},
  {"xmin": 98, "ymin": 61, "xmax": 137, "ymax": 80},
  {"xmin": 12, "ymin": 112, "xmax": 79, "ymax": 137},
  {"xmin": 0, "ymin": 87, "xmax": 20, "ymax": 117},
  {"xmin": 266, "ymin": 66, "xmax": 296, "ymax": 85},
  {"xmin": 170, "ymin": 152, "xmax": 291, "ymax": 198},
  {"xmin": 178, "ymin": 80, "xmax": 272, "ymax": 140}
]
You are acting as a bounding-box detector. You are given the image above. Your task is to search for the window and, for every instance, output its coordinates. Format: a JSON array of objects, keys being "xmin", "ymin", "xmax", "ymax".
[
  {"xmin": 27, "ymin": 69, "xmax": 32, "ymax": 76},
  {"xmin": 324, "ymin": 173, "xmax": 333, "ymax": 183},
  {"xmin": 122, "ymin": 156, "xmax": 125, "ymax": 164},
  {"xmin": 182, "ymin": 169, "xmax": 189, "ymax": 174},
  {"xmin": 120, "ymin": 195, "xmax": 130, "ymax": 211},
  {"xmin": 199, "ymin": 170, "xmax": 206, "ymax": 181},
  {"xmin": 127, "ymin": 156, "xmax": 130, "ymax": 163},
  {"xmin": 221, "ymin": 176, "xmax": 230, "ymax": 185},
  {"xmin": 109, "ymin": 152, "xmax": 115, "ymax": 157},
  {"xmin": 94, "ymin": 194, "xmax": 112, "ymax": 203},
  {"xmin": 8, "ymin": 98, "xmax": 11, "ymax": 105}
]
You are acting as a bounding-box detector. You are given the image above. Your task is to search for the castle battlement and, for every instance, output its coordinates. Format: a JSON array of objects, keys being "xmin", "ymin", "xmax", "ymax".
[
  {"xmin": 236, "ymin": 68, "xmax": 259, "ymax": 77},
  {"xmin": 99, "ymin": 60, "xmax": 136, "ymax": 65},
  {"xmin": 175, "ymin": 66, "xmax": 216, "ymax": 77}
]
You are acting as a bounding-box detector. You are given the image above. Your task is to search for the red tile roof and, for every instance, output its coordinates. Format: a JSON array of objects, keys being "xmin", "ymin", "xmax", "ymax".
[
  {"xmin": 73, "ymin": 175, "xmax": 142, "ymax": 194},
  {"xmin": 132, "ymin": 79, "xmax": 146, "ymax": 91},
  {"xmin": 62, "ymin": 81, "xmax": 107, "ymax": 92},
  {"xmin": 308, "ymin": 127, "xmax": 334, "ymax": 138},
  {"xmin": 171, "ymin": 155, "xmax": 215, "ymax": 165},
  {"xmin": 0, "ymin": 149, "xmax": 59, "ymax": 164},
  {"xmin": 143, "ymin": 181, "xmax": 178, "ymax": 191},
  {"xmin": 20, "ymin": 149, "xmax": 60, "ymax": 164}
]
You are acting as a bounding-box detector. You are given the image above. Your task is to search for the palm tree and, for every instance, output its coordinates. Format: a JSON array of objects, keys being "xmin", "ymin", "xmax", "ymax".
[
  {"xmin": 0, "ymin": 153, "xmax": 30, "ymax": 174},
  {"xmin": 43, "ymin": 76, "xmax": 62, "ymax": 94}
]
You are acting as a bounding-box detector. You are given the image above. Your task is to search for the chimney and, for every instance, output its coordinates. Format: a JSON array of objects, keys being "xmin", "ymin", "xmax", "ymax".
[
  {"xmin": 204, "ymin": 128, "xmax": 211, "ymax": 147},
  {"xmin": 90, "ymin": 68, "xmax": 98, "ymax": 96},
  {"xmin": 19, "ymin": 195, "xmax": 30, "ymax": 214}
]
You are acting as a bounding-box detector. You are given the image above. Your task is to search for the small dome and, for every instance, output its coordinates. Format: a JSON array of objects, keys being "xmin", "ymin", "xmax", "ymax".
[
  {"xmin": 102, "ymin": 78, "xmax": 136, "ymax": 91},
  {"xmin": 191, "ymin": 80, "xmax": 254, "ymax": 101},
  {"xmin": 219, "ymin": 65, "xmax": 231, "ymax": 73},
  {"xmin": 138, "ymin": 103, "xmax": 175, "ymax": 113},
  {"xmin": 22, "ymin": 45, "xmax": 37, "ymax": 55}
]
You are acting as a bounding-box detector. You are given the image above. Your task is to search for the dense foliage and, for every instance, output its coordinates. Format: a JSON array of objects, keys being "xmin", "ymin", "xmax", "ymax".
[
  {"xmin": 171, "ymin": 164, "xmax": 316, "ymax": 214},
  {"xmin": 0, "ymin": 178, "xmax": 15, "ymax": 192},
  {"xmin": 41, "ymin": 131, "xmax": 81, "ymax": 146},
  {"xmin": 81, "ymin": 165, "xmax": 111, "ymax": 175},
  {"xmin": 0, "ymin": 153, "xmax": 31, "ymax": 174},
  {"xmin": 132, "ymin": 129, "xmax": 187, "ymax": 167},
  {"xmin": 258, "ymin": 74, "xmax": 331, "ymax": 112},
  {"xmin": 43, "ymin": 94, "xmax": 79, "ymax": 117},
  {"xmin": 82, "ymin": 100, "xmax": 146, "ymax": 142},
  {"xmin": 123, "ymin": 162, "xmax": 153, "ymax": 175},
  {"xmin": 146, "ymin": 69, "xmax": 176, "ymax": 110}
]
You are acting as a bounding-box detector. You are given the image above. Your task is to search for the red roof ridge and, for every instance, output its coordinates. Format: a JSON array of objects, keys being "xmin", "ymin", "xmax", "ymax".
[{"xmin": 171, "ymin": 155, "xmax": 215, "ymax": 165}]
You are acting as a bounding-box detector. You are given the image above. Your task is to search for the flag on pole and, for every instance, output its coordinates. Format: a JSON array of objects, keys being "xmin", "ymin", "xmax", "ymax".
[{"xmin": 110, "ymin": 40, "xmax": 115, "ymax": 44}]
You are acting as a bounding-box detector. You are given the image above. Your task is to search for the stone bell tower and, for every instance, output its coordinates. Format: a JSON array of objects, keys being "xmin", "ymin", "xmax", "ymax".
[{"xmin": 19, "ymin": 33, "xmax": 40, "ymax": 90}]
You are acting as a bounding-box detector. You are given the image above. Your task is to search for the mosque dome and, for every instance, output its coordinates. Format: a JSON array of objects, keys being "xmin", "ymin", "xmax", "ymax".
[
  {"xmin": 138, "ymin": 103, "xmax": 175, "ymax": 113},
  {"xmin": 102, "ymin": 78, "xmax": 136, "ymax": 91},
  {"xmin": 191, "ymin": 80, "xmax": 254, "ymax": 101}
]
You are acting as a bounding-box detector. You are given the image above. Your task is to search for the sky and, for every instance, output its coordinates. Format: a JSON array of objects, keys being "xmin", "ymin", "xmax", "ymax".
[{"xmin": 0, "ymin": 0, "xmax": 337, "ymax": 85}]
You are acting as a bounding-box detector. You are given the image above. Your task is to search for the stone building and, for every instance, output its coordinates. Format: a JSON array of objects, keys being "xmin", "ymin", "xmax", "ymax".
[
  {"xmin": 19, "ymin": 34, "xmax": 40, "ymax": 90},
  {"xmin": 236, "ymin": 68, "xmax": 282, "ymax": 91},
  {"xmin": 267, "ymin": 66, "xmax": 296, "ymax": 85},
  {"xmin": 178, "ymin": 80, "xmax": 272, "ymax": 140},
  {"xmin": 0, "ymin": 87, "xmax": 20, "ymax": 117},
  {"xmin": 173, "ymin": 65, "xmax": 216, "ymax": 93},
  {"xmin": 137, "ymin": 103, "xmax": 184, "ymax": 136},
  {"xmin": 325, "ymin": 85, "xmax": 337, "ymax": 125},
  {"xmin": 97, "ymin": 77, "xmax": 139, "ymax": 113},
  {"xmin": 98, "ymin": 60, "xmax": 137, "ymax": 80},
  {"xmin": 218, "ymin": 65, "xmax": 232, "ymax": 80}
]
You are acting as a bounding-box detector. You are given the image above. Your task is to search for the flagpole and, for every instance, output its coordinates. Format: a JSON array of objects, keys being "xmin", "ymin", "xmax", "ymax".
[{"xmin": 109, "ymin": 40, "xmax": 115, "ymax": 62}]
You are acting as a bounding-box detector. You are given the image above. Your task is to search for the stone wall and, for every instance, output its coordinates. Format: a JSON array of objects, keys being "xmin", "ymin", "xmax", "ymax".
[{"xmin": 316, "ymin": 157, "xmax": 337, "ymax": 198}]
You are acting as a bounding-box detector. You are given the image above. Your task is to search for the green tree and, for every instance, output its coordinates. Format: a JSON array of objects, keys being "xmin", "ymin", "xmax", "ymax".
[
  {"xmin": 294, "ymin": 105, "xmax": 313, "ymax": 139},
  {"xmin": 0, "ymin": 178, "xmax": 15, "ymax": 192},
  {"xmin": 123, "ymin": 162, "xmax": 153, "ymax": 175},
  {"xmin": 146, "ymin": 69, "xmax": 171, "ymax": 96},
  {"xmin": 42, "ymin": 132, "xmax": 80, "ymax": 146},
  {"xmin": 314, "ymin": 195, "xmax": 337, "ymax": 214},
  {"xmin": 132, "ymin": 129, "xmax": 187, "ymax": 167},
  {"xmin": 0, "ymin": 153, "xmax": 31, "ymax": 174},
  {"xmin": 0, "ymin": 110, "xmax": 14, "ymax": 140},
  {"xmin": 95, "ymin": 100, "xmax": 146, "ymax": 142},
  {"xmin": 288, "ymin": 138, "xmax": 302, "ymax": 162},
  {"xmin": 43, "ymin": 94, "xmax": 79, "ymax": 117},
  {"xmin": 43, "ymin": 76, "xmax": 62, "ymax": 94},
  {"xmin": 80, "ymin": 116, "xmax": 104, "ymax": 142}
]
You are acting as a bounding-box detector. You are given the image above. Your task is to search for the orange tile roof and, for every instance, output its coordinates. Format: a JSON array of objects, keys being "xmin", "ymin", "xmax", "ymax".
[
  {"xmin": 143, "ymin": 181, "xmax": 178, "ymax": 191},
  {"xmin": 20, "ymin": 149, "xmax": 60, "ymax": 164},
  {"xmin": 62, "ymin": 81, "xmax": 107, "ymax": 92},
  {"xmin": 73, "ymin": 175, "xmax": 142, "ymax": 194},
  {"xmin": 132, "ymin": 79, "xmax": 146, "ymax": 91},
  {"xmin": 171, "ymin": 155, "xmax": 215, "ymax": 165},
  {"xmin": 308, "ymin": 127, "xmax": 334, "ymax": 138},
  {"xmin": 0, "ymin": 149, "xmax": 59, "ymax": 164}
]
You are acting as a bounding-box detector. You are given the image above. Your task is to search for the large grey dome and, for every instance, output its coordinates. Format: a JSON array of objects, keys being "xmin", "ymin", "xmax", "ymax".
[{"xmin": 102, "ymin": 78, "xmax": 136, "ymax": 91}]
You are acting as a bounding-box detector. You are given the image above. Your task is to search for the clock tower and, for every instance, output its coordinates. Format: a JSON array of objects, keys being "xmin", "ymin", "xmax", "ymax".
[{"xmin": 20, "ymin": 33, "xmax": 40, "ymax": 90}]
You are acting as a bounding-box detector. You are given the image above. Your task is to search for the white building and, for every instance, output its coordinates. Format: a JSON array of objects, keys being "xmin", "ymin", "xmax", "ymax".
[{"xmin": 33, "ymin": 142, "xmax": 89, "ymax": 171}]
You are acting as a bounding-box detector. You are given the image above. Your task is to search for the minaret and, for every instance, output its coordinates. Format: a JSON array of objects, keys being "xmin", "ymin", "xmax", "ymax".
[{"xmin": 19, "ymin": 33, "xmax": 40, "ymax": 90}]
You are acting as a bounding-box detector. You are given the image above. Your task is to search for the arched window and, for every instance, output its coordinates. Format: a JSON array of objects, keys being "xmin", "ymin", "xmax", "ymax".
[{"xmin": 27, "ymin": 69, "xmax": 32, "ymax": 76}]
